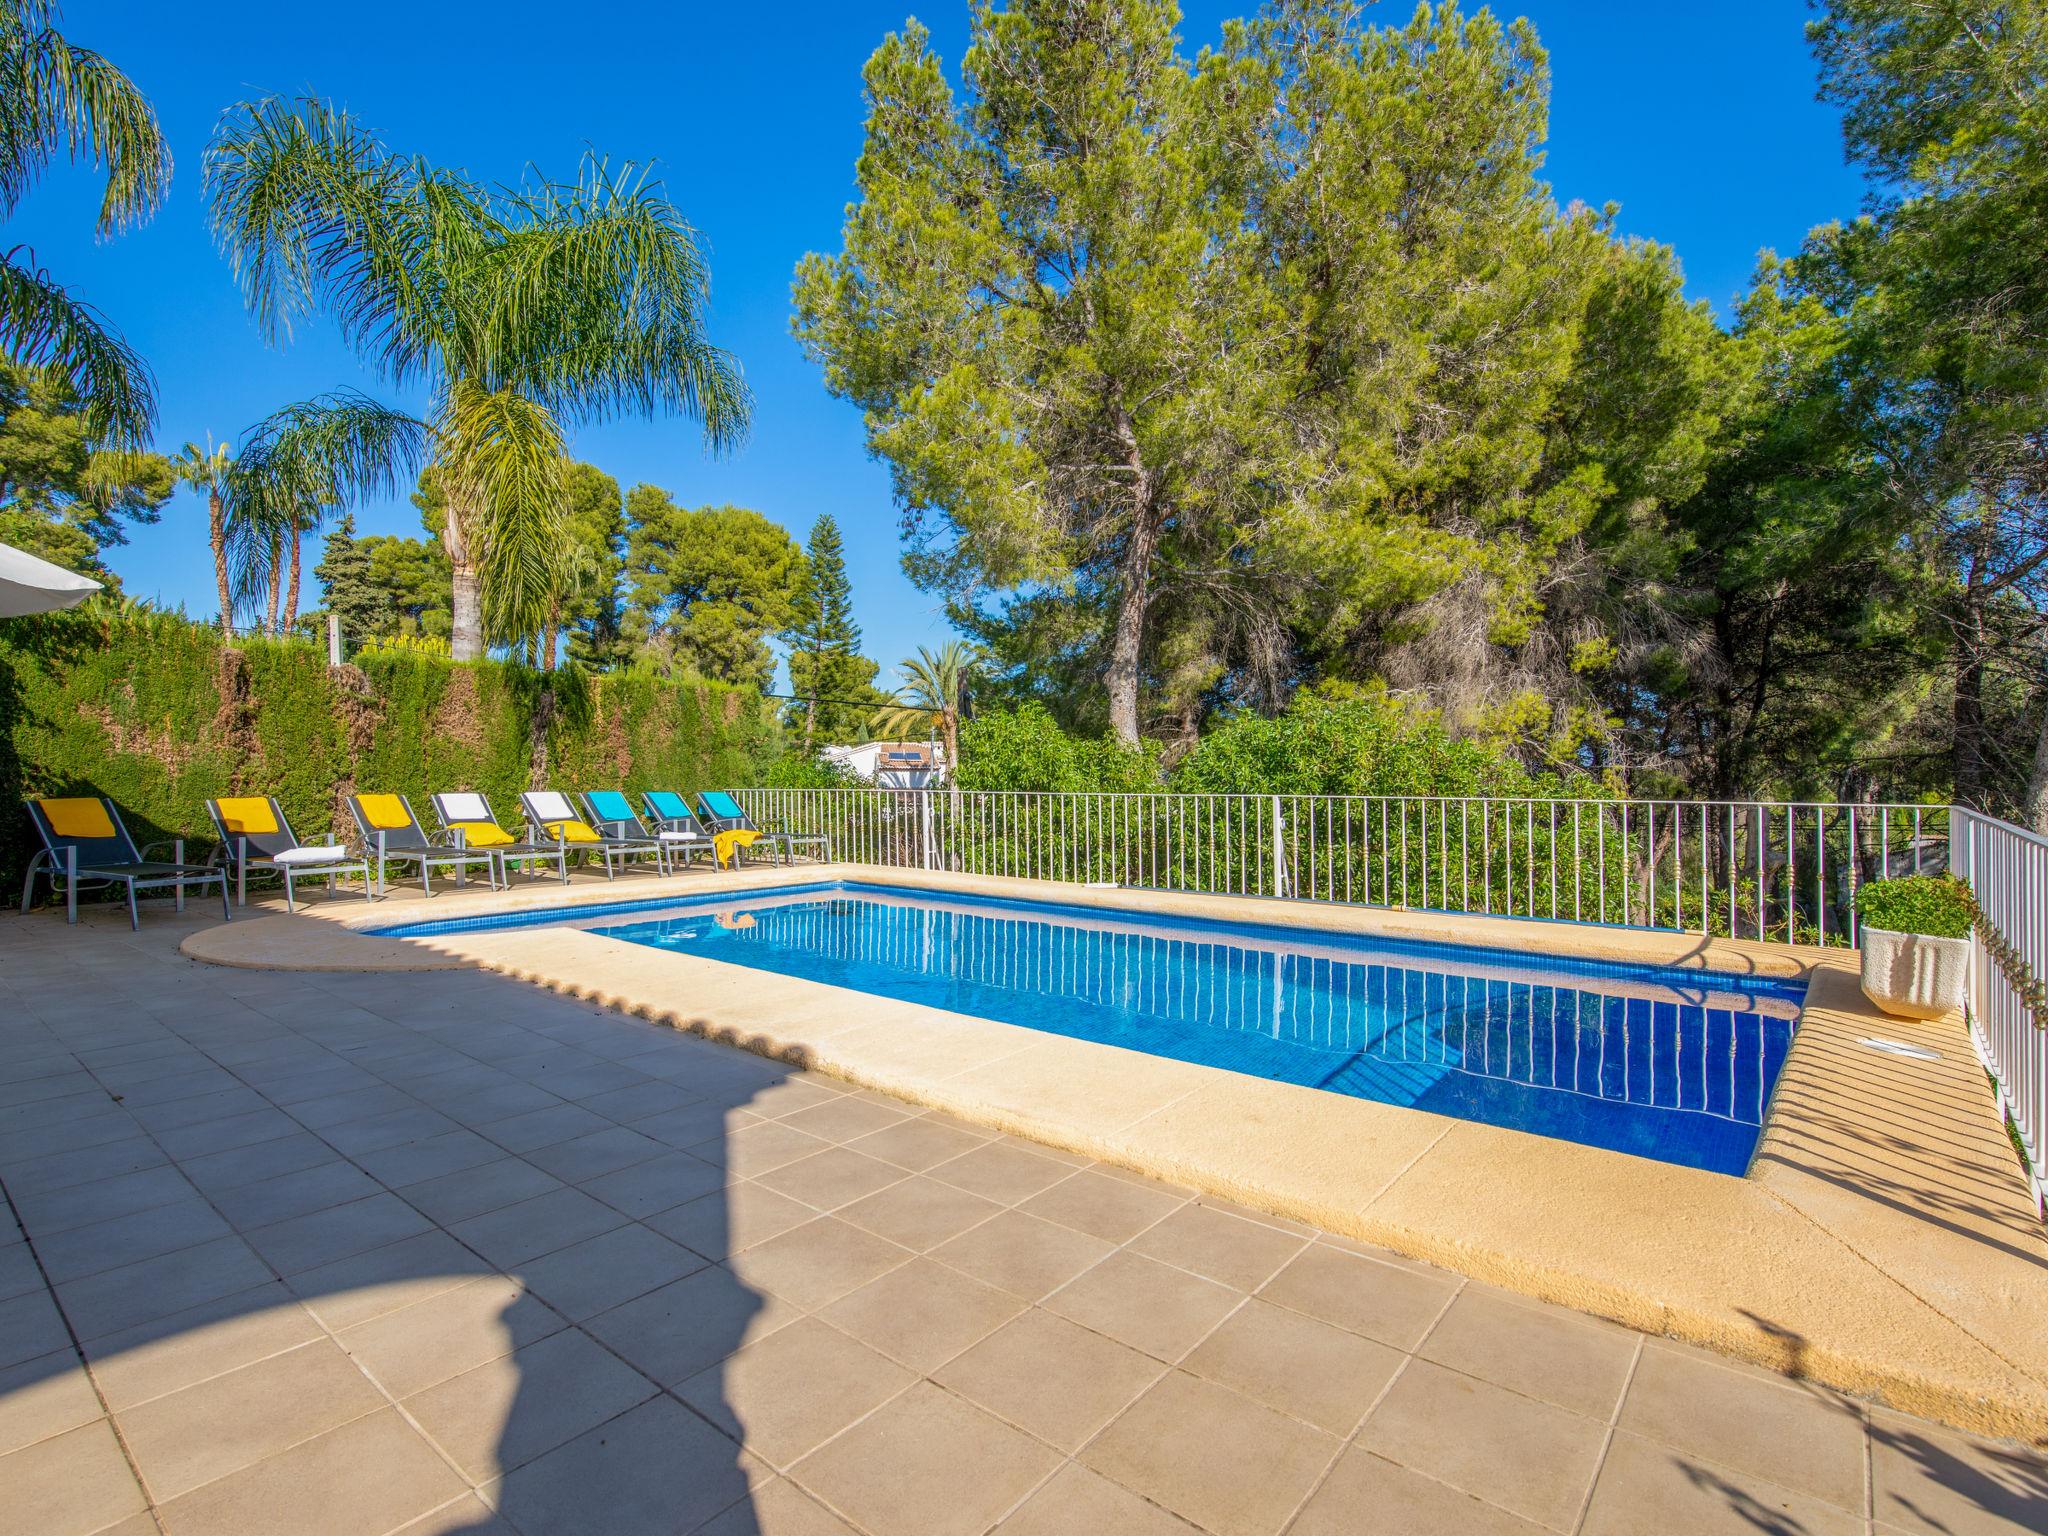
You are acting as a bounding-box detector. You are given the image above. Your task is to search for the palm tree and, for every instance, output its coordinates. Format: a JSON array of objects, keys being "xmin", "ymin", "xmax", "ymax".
[
  {"xmin": 873, "ymin": 641, "xmax": 976, "ymax": 776},
  {"xmin": 0, "ymin": 0, "xmax": 170, "ymax": 447},
  {"xmin": 224, "ymin": 393, "xmax": 428, "ymax": 639},
  {"xmin": 170, "ymin": 439, "xmax": 235, "ymax": 634},
  {"xmin": 204, "ymin": 98, "xmax": 749, "ymax": 660}
]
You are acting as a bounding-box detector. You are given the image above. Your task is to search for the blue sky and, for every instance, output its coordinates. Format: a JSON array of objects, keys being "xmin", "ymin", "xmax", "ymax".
[{"xmin": 13, "ymin": 1, "xmax": 1863, "ymax": 687}]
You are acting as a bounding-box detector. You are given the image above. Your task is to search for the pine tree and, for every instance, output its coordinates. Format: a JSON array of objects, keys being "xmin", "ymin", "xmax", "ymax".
[
  {"xmin": 314, "ymin": 514, "xmax": 395, "ymax": 651},
  {"xmin": 786, "ymin": 514, "xmax": 884, "ymax": 743}
]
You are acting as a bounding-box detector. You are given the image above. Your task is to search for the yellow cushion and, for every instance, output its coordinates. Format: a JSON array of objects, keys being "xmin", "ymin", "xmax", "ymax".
[
  {"xmin": 214, "ymin": 797, "xmax": 278, "ymax": 836},
  {"xmin": 543, "ymin": 820, "xmax": 601, "ymax": 844},
  {"xmin": 39, "ymin": 798, "xmax": 116, "ymax": 839},
  {"xmin": 357, "ymin": 794, "xmax": 413, "ymax": 831},
  {"xmin": 446, "ymin": 820, "xmax": 514, "ymax": 848}
]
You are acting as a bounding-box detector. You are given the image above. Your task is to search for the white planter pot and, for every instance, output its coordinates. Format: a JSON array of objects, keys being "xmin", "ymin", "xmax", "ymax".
[{"xmin": 1859, "ymin": 926, "xmax": 1972, "ymax": 1020}]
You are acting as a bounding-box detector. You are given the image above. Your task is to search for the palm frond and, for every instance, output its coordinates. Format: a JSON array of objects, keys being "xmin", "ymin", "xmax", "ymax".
[
  {"xmin": 477, "ymin": 155, "xmax": 751, "ymax": 451},
  {"xmin": 203, "ymin": 96, "xmax": 474, "ymax": 376},
  {"xmin": 0, "ymin": 0, "xmax": 171, "ymax": 233},
  {"xmin": 437, "ymin": 380, "xmax": 566, "ymax": 644},
  {"xmin": 0, "ymin": 244, "xmax": 154, "ymax": 444}
]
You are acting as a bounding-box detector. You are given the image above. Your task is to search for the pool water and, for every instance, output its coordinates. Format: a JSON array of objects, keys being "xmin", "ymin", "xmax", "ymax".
[{"xmin": 379, "ymin": 882, "xmax": 1804, "ymax": 1176}]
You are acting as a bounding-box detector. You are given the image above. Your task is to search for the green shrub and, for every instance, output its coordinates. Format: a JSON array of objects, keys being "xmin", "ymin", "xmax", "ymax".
[
  {"xmin": 0, "ymin": 610, "xmax": 780, "ymax": 891},
  {"xmin": 1853, "ymin": 875, "xmax": 1974, "ymax": 939},
  {"xmin": 956, "ymin": 702, "xmax": 1163, "ymax": 793}
]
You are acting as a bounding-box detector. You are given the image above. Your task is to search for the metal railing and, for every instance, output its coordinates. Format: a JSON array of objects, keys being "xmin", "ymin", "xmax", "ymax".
[
  {"xmin": 1954, "ymin": 809, "xmax": 2048, "ymax": 1212},
  {"xmin": 738, "ymin": 787, "xmax": 1951, "ymax": 947}
]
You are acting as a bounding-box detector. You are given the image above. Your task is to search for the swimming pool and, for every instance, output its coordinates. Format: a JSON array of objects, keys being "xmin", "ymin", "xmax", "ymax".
[{"xmin": 378, "ymin": 881, "xmax": 1805, "ymax": 1175}]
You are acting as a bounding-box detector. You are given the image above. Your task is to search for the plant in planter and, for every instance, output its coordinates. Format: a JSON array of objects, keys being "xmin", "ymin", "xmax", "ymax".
[{"xmin": 1852, "ymin": 875, "xmax": 1975, "ymax": 1020}]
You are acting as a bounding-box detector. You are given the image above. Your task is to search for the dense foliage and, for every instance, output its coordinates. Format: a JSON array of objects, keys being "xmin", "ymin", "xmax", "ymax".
[
  {"xmin": 1852, "ymin": 876, "xmax": 1976, "ymax": 940},
  {"xmin": 0, "ymin": 608, "xmax": 782, "ymax": 891},
  {"xmin": 797, "ymin": 0, "xmax": 2048, "ymax": 830}
]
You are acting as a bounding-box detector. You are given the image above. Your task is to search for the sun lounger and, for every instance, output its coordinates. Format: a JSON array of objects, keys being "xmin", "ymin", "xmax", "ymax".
[
  {"xmin": 429, "ymin": 792, "xmax": 569, "ymax": 886},
  {"xmin": 695, "ymin": 790, "xmax": 832, "ymax": 865},
  {"xmin": 20, "ymin": 795, "xmax": 229, "ymax": 928},
  {"xmin": 346, "ymin": 793, "xmax": 499, "ymax": 896},
  {"xmin": 641, "ymin": 791, "xmax": 719, "ymax": 867},
  {"xmin": 206, "ymin": 795, "xmax": 372, "ymax": 912},
  {"xmin": 582, "ymin": 791, "xmax": 701, "ymax": 873},
  {"xmin": 520, "ymin": 790, "xmax": 663, "ymax": 879}
]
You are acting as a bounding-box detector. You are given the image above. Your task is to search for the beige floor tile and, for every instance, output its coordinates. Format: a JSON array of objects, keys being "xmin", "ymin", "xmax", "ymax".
[
  {"xmin": 487, "ymin": 1394, "xmax": 755, "ymax": 1536},
  {"xmin": 739, "ymin": 1077, "xmax": 849, "ymax": 1122},
  {"xmin": 1869, "ymin": 1408, "xmax": 2048, "ymax": 1535},
  {"xmin": 691, "ymin": 1119, "xmax": 834, "ymax": 1179},
  {"xmin": 934, "ymin": 1308, "xmax": 1165, "ymax": 1452},
  {"xmin": 1181, "ymin": 1297, "xmax": 1404, "ymax": 1435},
  {"xmin": 1422, "ymin": 1287, "xmax": 1639, "ymax": 1421},
  {"xmin": 286, "ymin": 1231, "xmax": 494, "ymax": 1332},
  {"xmin": 578, "ymin": 1148, "xmax": 725, "ymax": 1217},
  {"xmin": 446, "ymin": 1187, "xmax": 628, "ymax": 1268},
  {"xmin": 514, "ymin": 1223, "xmax": 705, "ymax": 1321},
  {"xmin": 789, "ymin": 1381, "xmax": 1062, "ymax": 1536},
  {"xmin": 403, "ymin": 1326, "xmax": 655, "ymax": 1482},
  {"xmin": 779, "ymin": 1095, "xmax": 914, "ymax": 1144},
  {"xmin": 155, "ymin": 1407, "xmax": 467, "ymax": 1536},
  {"xmin": 242, "ymin": 1192, "xmax": 434, "ymax": 1275},
  {"xmin": 389, "ymin": 1493, "xmax": 519, "ymax": 1536},
  {"xmin": 994, "ymin": 1133, "xmax": 1091, "ymax": 1166},
  {"xmin": 755, "ymin": 1147, "xmax": 909, "ymax": 1213},
  {"xmin": 1622, "ymin": 1341, "xmax": 1866, "ymax": 1512},
  {"xmin": 1128, "ymin": 1203, "xmax": 1308, "ymax": 1291},
  {"xmin": 677, "ymin": 1315, "xmax": 914, "ymax": 1467},
  {"xmin": 1257, "ymin": 1242, "xmax": 1458, "ymax": 1349},
  {"xmin": 725, "ymin": 1216, "xmax": 914, "ymax": 1310},
  {"xmin": 56, "ymin": 1234, "xmax": 274, "ymax": 1341},
  {"xmin": 83, "ymin": 1282, "xmax": 322, "ymax": 1410},
  {"xmin": 700, "ymin": 1477, "xmax": 861, "ymax": 1535},
  {"xmin": 0, "ymin": 1417, "xmax": 147, "ymax": 1536},
  {"xmin": 1044, "ymin": 1250, "xmax": 1240, "ymax": 1362},
  {"xmin": 1018, "ymin": 1169, "xmax": 1186, "ymax": 1243},
  {"xmin": 930, "ymin": 1209, "xmax": 1115, "ymax": 1300},
  {"xmin": 1289, "ymin": 1447, "xmax": 1551, "ymax": 1536},
  {"xmin": 835, "ymin": 1175, "xmax": 1003, "ymax": 1252},
  {"xmin": 821, "ymin": 1258, "xmax": 1026, "ymax": 1372},
  {"xmin": 0, "ymin": 1285, "xmax": 71, "ymax": 1370},
  {"xmin": 337, "ymin": 1276, "xmax": 565, "ymax": 1399},
  {"xmin": 582, "ymin": 1264, "xmax": 800, "ymax": 1386},
  {"xmin": 994, "ymin": 1462, "xmax": 1201, "ymax": 1535},
  {"xmin": 1080, "ymin": 1370, "xmax": 1339, "ymax": 1536},
  {"xmin": 1358, "ymin": 1359, "xmax": 1607, "ymax": 1530},
  {"xmin": 647, "ymin": 1180, "xmax": 819, "ymax": 1259},
  {"xmin": 0, "ymin": 1351, "xmax": 106, "ymax": 1456},
  {"xmin": 119, "ymin": 1337, "xmax": 388, "ymax": 1500},
  {"xmin": 845, "ymin": 1115, "xmax": 990, "ymax": 1173},
  {"xmin": 1581, "ymin": 1430, "xmax": 1865, "ymax": 1536},
  {"xmin": 927, "ymin": 1141, "xmax": 1078, "ymax": 1204}
]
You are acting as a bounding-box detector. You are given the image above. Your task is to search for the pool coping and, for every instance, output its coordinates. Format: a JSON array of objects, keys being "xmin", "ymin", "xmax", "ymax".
[{"xmin": 177, "ymin": 862, "xmax": 2048, "ymax": 1440}]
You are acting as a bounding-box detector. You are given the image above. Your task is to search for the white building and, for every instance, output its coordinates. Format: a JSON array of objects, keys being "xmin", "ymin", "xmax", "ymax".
[{"xmin": 820, "ymin": 740, "xmax": 947, "ymax": 789}]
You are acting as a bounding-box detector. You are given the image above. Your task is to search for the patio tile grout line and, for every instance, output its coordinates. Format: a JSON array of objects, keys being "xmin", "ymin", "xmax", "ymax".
[{"xmin": 1565, "ymin": 1329, "xmax": 1645, "ymax": 1536}]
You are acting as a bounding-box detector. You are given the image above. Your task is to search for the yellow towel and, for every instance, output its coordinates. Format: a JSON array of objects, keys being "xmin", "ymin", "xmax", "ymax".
[
  {"xmin": 712, "ymin": 828, "xmax": 760, "ymax": 869},
  {"xmin": 542, "ymin": 820, "xmax": 601, "ymax": 844},
  {"xmin": 445, "ymin": 820, "xmax": 514, "ymax": 848},
  {"xmin": 214, "ymin": 797, "xmax": 278, "ymax": 836},
  {"xmin": 356, "ymin": 794, "xmax": 412, "ymax": 831},
  {"xmin": 39, "ymin": 798, "xmax": 115, "ymax": 839}
]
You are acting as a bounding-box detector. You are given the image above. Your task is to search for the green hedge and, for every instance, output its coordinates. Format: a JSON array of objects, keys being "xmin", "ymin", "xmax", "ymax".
[{"xmin": 0, "ymin": 609, "xmax": 781, "ymax": 891}]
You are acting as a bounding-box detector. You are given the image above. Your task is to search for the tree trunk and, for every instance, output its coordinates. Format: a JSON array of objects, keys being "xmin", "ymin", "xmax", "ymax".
[
  {"xmin": 209, "ymin": 491, "xmax": 234, "ymax": 638},
  {"xmin": 265, "ymin": 530, "xmax": 284, "ymax": 638},
  {"xmin": 282, "ymin": 522, "xmax": 302, "ymax": 637},
  {"xmin": 1103, "ymin": 408, "xmax": 1160, "ymax": 748},
  {"xmin": 542, "ymin": 609, "xmax": 559, "ymax": 671},
  {"xmin": 444, "ymin": 504, "xmax": 484, "ymax": 661},
  {"xmin": 2025, "ymin": 693, "xmax": 2048, "ymax": 835},
  {"xmin": 1952, "ymin": 579, "xmax": 1990, "ymax": 810}
]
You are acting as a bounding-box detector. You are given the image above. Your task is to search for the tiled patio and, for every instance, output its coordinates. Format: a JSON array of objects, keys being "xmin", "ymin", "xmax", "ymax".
[{"xmin": 2, "ymin": 910, "xmax": 2044, "ymax": 1536}]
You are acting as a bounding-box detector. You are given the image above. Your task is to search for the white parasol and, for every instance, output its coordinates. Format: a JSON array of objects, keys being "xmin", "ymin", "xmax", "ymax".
[{"xmin": 0, "ymin": 540, "xmax": 102, "ymax": 617}]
